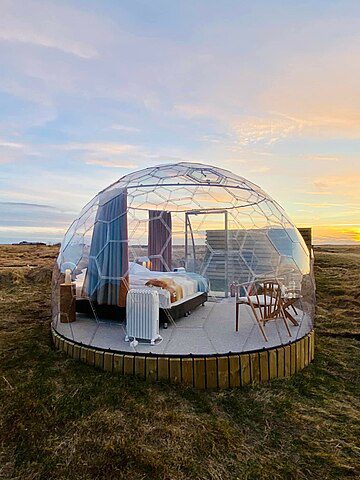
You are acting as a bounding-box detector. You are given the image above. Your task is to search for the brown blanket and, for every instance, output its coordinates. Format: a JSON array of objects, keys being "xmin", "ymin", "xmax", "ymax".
[{"xmin": 145, "ymin": 278, "xmax": 182, "ymax": 303}]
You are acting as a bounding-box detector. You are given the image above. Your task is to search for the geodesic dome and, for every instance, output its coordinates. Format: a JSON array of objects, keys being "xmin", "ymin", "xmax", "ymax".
[{"xmin": 52, "ymin": 162, "xmax": 315, "ymax": 357}]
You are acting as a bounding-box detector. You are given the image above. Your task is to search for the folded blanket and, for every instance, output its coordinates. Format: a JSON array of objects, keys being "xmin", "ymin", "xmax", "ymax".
[
  {"xmin": 161, "ymin": 277, "xmax": 183, "ymax": 301},
  {"xmin": 145, "ymin": 278, "xmax": 179, "ymax": 303}
]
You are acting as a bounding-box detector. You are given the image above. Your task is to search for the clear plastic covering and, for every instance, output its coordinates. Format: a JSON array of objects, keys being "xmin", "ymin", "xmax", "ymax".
[{"xmin": 52, "ymin": 162, "xmax": 315, "ymax": 355}]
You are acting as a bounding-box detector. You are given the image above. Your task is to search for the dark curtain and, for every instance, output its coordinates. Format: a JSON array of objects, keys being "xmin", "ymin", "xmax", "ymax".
[
  {"xmin": 148, "ymin": 210, "xmax": 172, "ymax": 272},
  {"xmin": 85, "ymin": 189, "xmax": 129, "ymax": 306}
]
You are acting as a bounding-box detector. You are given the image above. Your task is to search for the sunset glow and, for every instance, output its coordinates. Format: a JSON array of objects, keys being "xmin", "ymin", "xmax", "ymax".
[
  {"xmin": 0, "ymin": 1, "xmax": 359, "ymax": 244},
  {"xmin": 313, "ymin": 226, "xmax": 360, "ymax": 245}
]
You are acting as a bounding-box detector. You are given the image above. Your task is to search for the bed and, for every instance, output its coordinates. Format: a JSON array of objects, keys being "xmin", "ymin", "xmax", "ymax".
[{"xmin": 75, "ymin": 262, "xmax": 209, "ymax": 322}]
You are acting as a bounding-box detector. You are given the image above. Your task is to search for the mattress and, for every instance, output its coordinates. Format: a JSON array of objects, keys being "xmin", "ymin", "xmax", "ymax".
[{"xmin": 75, "ymin": 262, "xmax": 209, "ymax": 309}]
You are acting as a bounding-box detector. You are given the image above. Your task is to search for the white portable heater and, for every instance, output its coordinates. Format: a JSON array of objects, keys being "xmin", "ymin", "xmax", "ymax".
[{"xmin": 125, "ymin": 289, "xmax": 162, "ymax": 345}]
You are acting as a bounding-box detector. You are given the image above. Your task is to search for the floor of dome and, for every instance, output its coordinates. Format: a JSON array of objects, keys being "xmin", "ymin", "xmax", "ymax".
[{"xmin": 53, "ymin": 297, "xmax": 313, "ymax": 356}]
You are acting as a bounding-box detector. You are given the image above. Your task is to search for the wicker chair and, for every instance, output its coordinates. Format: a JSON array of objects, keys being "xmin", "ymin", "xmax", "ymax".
[{"xmin": 235, "ymin": 280, "xmax": 292, "ymax": 341}]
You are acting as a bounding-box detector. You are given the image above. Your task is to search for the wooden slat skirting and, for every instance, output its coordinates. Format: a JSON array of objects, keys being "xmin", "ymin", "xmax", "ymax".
[{"xmin": 51, "ymin": 328, "xmax": 315, "ymax": 389}]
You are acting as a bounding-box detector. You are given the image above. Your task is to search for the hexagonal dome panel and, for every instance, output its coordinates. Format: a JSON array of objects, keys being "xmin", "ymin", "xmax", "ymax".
[{"xmin": 52, "ymin": 162, "xmax": 315, "ymax": 358}]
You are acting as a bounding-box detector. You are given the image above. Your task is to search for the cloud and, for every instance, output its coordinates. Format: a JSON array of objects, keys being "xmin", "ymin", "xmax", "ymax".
[
  {"xmin": 59, "ymin": 142, "xmax": 138, "ymax": 156},
  {"xmin": 230, "ymin": 115, "xmax": 305, "ymax": 147},
  {"xmin": 313, "ymin": 225, "xmax": 360, "ymax": 245},
  {"xmin": 0, "ymin": 1, "xmax": 359, "ymax": 243},
  {"xmin": 249, "ymin": 166, "xmax": 271, "ymax": 174},
  {"xmin": 173, "ymin": 103, "xmax": 217, "ymax": 119},
  {"xmin": 0, "ymin": 200, "xmax": 78, "ymax": 243},
  {"xmin": 302, "ymin": 155, "xmax": 340, "ymax": 163},
  {"xmin": 294, "ymin": 201, "xmax": 360, "ymax": 209},
  {"xmin": 109, "ymin": 124, "xmax": 141, "ymax": 133},
  {"xmin": 0, "ymin": 201, "xmax": 58, "ymax": 209},
  {"xmin": 0, "ymin": 140, "xmax": 24, "ymax": 149},
  {"xmin": 55, "ymin": 142, "xmax": 145, "ymax": 170},
  {"xmin": 313, "ymin": 174, "xmax": 360, "ymax": 194},
  {"xmin": 0, "ymin": 139, "xmax": 32, "ymax": 164},
  {"xmin": 85, "ymin": 159, "xmax": 138, "ymax": 169},
  {"xmin": 257, "ymin": 36, "xmax": 360, "ymax": 140},
  {"xmin": 0, "ymin": 0, "xmax": 101, "ymax": 59},
  {"xmin": 0, "ymin": 225, "xmax": 65, "ymax": 234}
]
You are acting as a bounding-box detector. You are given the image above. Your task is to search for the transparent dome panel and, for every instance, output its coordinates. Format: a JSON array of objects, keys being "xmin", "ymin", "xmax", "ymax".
[{"xmin": 52, "ymin": 162, "xmax": 315, "ymax": 356}]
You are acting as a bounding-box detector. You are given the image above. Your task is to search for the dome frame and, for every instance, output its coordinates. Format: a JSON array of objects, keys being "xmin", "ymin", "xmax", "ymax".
[{"xmin": 52, "ymin": 162, "xmax": 315, "ymax": 386}]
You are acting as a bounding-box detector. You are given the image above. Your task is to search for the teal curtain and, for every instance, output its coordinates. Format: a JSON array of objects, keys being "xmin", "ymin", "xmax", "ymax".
[{"xmin": 85, "ymin": 189, "xmax": 128, "ymax": 305}]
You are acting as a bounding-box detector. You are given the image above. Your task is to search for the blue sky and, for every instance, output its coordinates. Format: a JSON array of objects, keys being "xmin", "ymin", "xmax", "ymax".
[{"xmin": 0, "ymin": 0, "xmax": 359, "ymax": 244}]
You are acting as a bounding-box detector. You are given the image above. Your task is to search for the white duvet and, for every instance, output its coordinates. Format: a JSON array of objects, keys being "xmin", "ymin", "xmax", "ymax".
[{"xmin": 75, "ymin": 262, "xmax": 199, "ymax": 308}]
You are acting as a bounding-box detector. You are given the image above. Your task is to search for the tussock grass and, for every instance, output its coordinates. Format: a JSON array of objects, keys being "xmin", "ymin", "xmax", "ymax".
[{"xmin": 0, "ymin": 245, "xmax": 359, "ymax": 479}]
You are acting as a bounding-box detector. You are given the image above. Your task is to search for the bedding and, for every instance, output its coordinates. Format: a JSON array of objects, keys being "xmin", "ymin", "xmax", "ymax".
[
  {"xmin": 145, "ymin": 278, "xmax": 178, "ymax": 303},
  {"xmin": 75, "ymin": 262, "xmax": 209, "ymax": 309}
]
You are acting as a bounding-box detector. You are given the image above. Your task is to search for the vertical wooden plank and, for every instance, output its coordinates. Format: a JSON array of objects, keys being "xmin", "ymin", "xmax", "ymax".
[
  {"xmin": 62, "ymin": 340, "xmax": 69, "ymax": 354},
  {"xmin": 63, "ymin": 340, "xmax": 68, "ymax": 354},
  {"xmin": 157, "ymin": 357, "xmax": 169, "ymax": 381},
  {"xmin": 269, "ymin": 350, "xmax": 277, "ymax": 380},
  {"xmin": 169, "ymin": 358, "xmax": 181, "ymax": 383},
  {"xmin": 276, "ymin": 348, "xmax": 285, "ymax": 379},
  {"xmin": 113, "ymin": 354, "xmax": 124, "ymax": 374},
  {"xmin": 193, "ymin": 357, "xmax": 206, "ymax": 389},
  {"xmin": 73, "ymin": 344, "xmax": 81, "ymax": 360},
  {"xmin": 307, "ymin": 333, "xmax": 312, "ymax": 363},
  {"xmin": 217, "ymin": 356, "xmax": 229, "ymax": 389},
  {"xmin": 313, "ymin": 330, "xmax": 316, "ymax": 360},
  {"xmin": 67, "ymin": 342, "xmax": 74, "ymax": 358},
  {"xmin": 123, "ymin": 355, "xmax": 134, "ymax": 375},
  {"xmin": 310, "ymin": 331, "xmax": 315, "ymax": 361},
  {"xmin": 240, "ymin": 354, "xmax": 251, "ymax": 386},
  {"xmin": 308, "ymin": 331, "xmax": 313, "ymax": 361},
  {"xmin": 53, "ymin": 333, "xmax": 60, "ymax": 349},
  {"xmin": 284, "ymin": 345, "xmax": 291, "ymax": 377},
  {"xmin": 301, "ymin": 338, "xmax": 306, "ymax": 369},
  {"xmin": 66, "ymin": 341, "xmax": 73, "ymax": 355},
  {"xmin": 181, "ymin": 358, "xmax": 193, "ymax": 386},
  {"xmin": 87, "ymin": 349, "xmax": 95, "ymax": 366},
  {"xmin": 67, "ymin": 340, "xmax": 73, "ymax": 354},
  {"xmin": 59, "ymin": 338, "xmax": 65, "ymax": 352},
  {"xmin": 229, "ymin": 355, "xmax": 241, "ymax": 388},
  {"xmin": 94, "ymin": 351, "xmax": 103, "ymax": 369},
  {"xmin": 295, "ymin": 341, "xmax": 301, "ymax": 372},
  {"xmin": 259, "ymin": 351, "xmax": 269, "ymax": 382},
  {"xmin": 80, "ymin": 346, "xmax": 88, "ymax": 364},
  {"xmin": 303, "ymin": 336, "xmax": 309, "ymax": 366},
  {"xmin": 290, "ymin": 343, "xmax": 296, "ymax": 374},
  {"xmin": 250, "ymin": 352, "xmax": 260, "ymax": 384},
  {"xmin": 104, "ymin": 352, "xmax": 113, "ymax": 372},
  {"xmin": 135, "ymin": 356, "xmax": 145, "ymax": 378},
  {"xmin": 146, "ymin": 357, "xmax": 157, "ymax": 382},
  {"xmin": 206, "ymin": 357, "xmax": 218, "ymax": 389}
]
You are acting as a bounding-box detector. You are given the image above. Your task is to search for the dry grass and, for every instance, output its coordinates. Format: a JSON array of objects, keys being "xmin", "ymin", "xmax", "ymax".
[{"xmin": 0, "ymin": 245, "xmax": 359, "ymax": 480}]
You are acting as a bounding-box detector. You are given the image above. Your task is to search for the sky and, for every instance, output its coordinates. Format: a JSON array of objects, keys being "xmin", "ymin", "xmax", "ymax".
[{"xmin": 0, "ymin": 0, "xmax": 359, "ymax": 244}]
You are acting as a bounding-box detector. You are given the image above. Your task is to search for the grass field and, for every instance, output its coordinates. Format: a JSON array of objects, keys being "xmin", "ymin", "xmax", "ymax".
[{"xmin": 0, "ymin": 245, "xmax": 359, "ymax": 479}]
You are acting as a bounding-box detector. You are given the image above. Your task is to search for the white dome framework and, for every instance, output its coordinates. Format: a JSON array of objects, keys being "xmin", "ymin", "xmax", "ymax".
[{"xmin": 52, "ymin": 163, "xmax": 315, "ymax": 386}]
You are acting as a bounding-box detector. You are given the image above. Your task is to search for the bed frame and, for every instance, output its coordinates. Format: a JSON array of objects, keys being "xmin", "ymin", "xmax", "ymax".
[{"xmin": 76, "ymin": 292, "xmax": 208, "ymax": 324}]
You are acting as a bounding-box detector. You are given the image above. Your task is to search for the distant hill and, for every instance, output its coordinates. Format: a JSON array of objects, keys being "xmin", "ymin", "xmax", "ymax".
[{"xmin": 12, "ymin": 241, "xmax": 47, "ymax": 246}]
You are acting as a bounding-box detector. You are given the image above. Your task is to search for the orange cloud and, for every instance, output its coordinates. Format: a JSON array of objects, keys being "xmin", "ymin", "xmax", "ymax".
[
  {"xmin": 312, "ymin": 174, "xmax": 360, "ymax": 200},
  {"xmin": 313, "ymin": 225, "xmax": 360, "ymax": 244}
]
